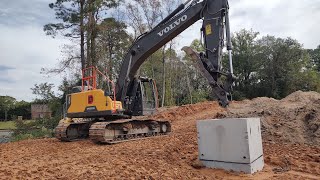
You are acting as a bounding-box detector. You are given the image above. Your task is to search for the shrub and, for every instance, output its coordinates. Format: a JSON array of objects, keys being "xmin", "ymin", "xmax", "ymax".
[{"xmin": 12, "ymin": 116, "xmax": 61, "ymax": 141}]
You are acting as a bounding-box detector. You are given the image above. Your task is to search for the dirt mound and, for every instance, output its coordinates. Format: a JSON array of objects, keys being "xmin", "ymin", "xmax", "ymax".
[
  {"xmin": 218, "ymin": 91, "xmax": 320, "ymax": 145},
  {"xmin": 0, "ymin": 91, "xmax": 320, "ymax": 179},
  {"xmin": 152, "ymin": 101, "xmax": 224, "ymax": 122},
  {"xmin": 282, "ymin": 91, "xmax": 320, "ymax": 103}
]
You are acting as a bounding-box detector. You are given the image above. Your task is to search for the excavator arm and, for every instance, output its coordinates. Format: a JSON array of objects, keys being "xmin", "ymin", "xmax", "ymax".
[{"xmin": 116, "ymin": 0, "xmax": 235, "ymax": 115}]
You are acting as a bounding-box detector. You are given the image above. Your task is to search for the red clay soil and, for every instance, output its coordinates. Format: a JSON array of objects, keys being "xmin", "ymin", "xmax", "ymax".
[{"xmin": 0, "ymin": 91, "xmax": 320, "ymax": 179}]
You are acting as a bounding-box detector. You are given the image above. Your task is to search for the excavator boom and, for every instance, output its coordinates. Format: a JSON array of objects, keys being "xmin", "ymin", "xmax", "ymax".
[{"xmin": 116, "ymin": 0, "xmax": 234, "ymax": 111}]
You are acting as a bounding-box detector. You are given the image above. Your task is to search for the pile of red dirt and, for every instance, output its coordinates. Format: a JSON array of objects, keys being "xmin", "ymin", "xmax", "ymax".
[
  {"xmin": 219, "ymin": 91, "xmax": 320, "ymax": 145},
  {"xmin": 0, "ymin": 91, "xmax": 319, "ymax": 179}
]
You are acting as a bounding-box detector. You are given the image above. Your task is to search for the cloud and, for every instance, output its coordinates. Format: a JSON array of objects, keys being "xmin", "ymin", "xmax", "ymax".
[
  {"xmin": 0, "ymin": 0, "xmax": 69, "ymax": 101},
  {"xmin": 0, "ymin": 65, "xmax": 15, "ymax": 71},
  {"xmin": 0, "ymin": 78, "xmax": 14, "ymax": 83},
  {"xmin": 0, "ymin": 24, "xmax": 67, "ymax": 101},
  {"xmin": 0, "ymin": 65, "xmax": 15, "ymax": 83},
  {"xmin": 0, "ymin": 0, "xmax": 55, "ymax": 27},
  {"xmin": 230, "ymin": 0, "xmax": 320, "ymax": 48},
  {"xmin": 176, "ymin": 0, "xmax": 320, "ymax": 50}
]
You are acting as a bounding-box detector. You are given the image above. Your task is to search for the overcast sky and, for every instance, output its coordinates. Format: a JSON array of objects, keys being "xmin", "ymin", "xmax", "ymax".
[{"xmin": 0, "ymin": 0, "xmax": 320, "ymax": 102}]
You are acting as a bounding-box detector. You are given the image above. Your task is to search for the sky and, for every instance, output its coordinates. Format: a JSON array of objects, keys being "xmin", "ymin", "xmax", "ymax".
[{"xmin": 0, "ymin": 0, "xmax": 320, "ymax": 102}]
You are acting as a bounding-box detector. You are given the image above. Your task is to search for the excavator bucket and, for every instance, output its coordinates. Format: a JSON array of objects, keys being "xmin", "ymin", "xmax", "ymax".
[{"xmin": 182, "ymin": 46, "xmax": 233, "ymax": 107}]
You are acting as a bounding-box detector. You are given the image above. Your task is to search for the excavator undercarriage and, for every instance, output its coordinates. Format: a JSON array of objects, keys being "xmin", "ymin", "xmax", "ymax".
[
  {"xmin": 89, "ymin": 119, "xmax": 170, "ymax": 144},
  {"xmin": 55, "ymin": 118, "xmax": 171, "ymax": 144}
]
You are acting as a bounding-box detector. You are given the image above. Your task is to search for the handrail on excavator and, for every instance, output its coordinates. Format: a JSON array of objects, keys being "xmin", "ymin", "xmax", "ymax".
[{"xmin": 82, "ymin": 66, "xmax": 117, "ymax": 112}]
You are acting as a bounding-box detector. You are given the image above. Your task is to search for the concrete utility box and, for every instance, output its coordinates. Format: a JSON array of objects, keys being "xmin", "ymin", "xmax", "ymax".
[{"xmin": 197, "ymin": 118, "xmax": 264, "ymax": 174}]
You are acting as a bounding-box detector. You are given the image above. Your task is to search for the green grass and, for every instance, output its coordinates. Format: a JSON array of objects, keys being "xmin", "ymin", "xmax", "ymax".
[
  {"xmin": 0, "ymin": 120, "xmax": 34, "ymax": 129},
  {"xmin": 0, "ymin": 121, "xmax": 16, "ymax": 129}
]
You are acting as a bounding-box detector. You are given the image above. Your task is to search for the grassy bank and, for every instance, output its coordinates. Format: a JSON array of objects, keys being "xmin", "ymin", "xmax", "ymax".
[
  {"xmin": 0, "ymin": 121, "xmax": 16, "ymax": 129},
  {"xmin": 0, "ymin": 120, "xmax": 35, "ymax": 130},
  {"xmin": 12, "ymin": 118, "xmax": 60, "ymax": 141},
  {"xmin": 0, "ymin": 118, "xmax": 60, "ymax": 142}
]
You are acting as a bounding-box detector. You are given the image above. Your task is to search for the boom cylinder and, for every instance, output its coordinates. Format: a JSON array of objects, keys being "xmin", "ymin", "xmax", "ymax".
[
  {"xmin": 225, "ymin": 8, "xmax": 233, "ymax": 74},
  {"xmin": 157, "ymin": 0, "xmax": 192, "ymax": 27}
]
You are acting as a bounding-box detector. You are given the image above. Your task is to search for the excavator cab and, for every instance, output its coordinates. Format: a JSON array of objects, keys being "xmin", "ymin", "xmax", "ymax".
[
  {"xmin": 140, "ymin": 78, "xmax": 158, "ymax": 114},
  {"xmin": 124, "ymin": 77, "xmax": 158, "ymax": 116}
]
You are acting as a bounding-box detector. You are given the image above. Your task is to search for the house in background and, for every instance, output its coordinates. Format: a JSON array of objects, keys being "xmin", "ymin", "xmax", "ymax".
[{"xmin": 31, "ymin": 104, "xmax": 52, "ymax": 119}]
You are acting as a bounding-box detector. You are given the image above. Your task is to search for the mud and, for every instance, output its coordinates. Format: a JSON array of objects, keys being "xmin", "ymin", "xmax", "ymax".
[{"xmin": 0, "ymin": 91, "xmax": 319, "ymax": 179}]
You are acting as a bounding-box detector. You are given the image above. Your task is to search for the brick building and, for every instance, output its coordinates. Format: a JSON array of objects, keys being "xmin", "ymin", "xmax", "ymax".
[{"xmin": 31, "ymin": 104, "xmax": 52, "ymax": 119}]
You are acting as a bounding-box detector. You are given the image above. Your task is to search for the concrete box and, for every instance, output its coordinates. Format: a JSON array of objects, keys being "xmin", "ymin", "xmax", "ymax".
[{"xmin": 197, "ymin": 118, "xmax": 264, "ymax": 174}]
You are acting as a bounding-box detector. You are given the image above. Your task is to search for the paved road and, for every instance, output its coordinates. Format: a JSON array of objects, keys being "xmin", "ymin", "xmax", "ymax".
[{"xmin": 0, "ymin": 130, "xmax": 13, "ymax": 143}]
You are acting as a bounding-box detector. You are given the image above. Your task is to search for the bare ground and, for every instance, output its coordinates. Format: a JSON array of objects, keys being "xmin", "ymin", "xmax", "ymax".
[{"xmin": 0, "ymin": 91, "xmax": 319, "ymax": 179}]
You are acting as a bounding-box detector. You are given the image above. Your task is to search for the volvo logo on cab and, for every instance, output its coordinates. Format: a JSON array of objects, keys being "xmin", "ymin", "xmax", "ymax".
[{"xmin": 158, "ymin": 15, "xmax": 188, "ymax": 37}]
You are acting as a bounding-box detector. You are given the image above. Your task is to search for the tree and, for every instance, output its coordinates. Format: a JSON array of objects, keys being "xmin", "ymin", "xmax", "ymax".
[
  {"xmin": 125, "ymin": 0, "xmax": 182, "ymax": 107},
  {"xmin": 96, "ymin": 17, "xmax": 131, "ymax": 79},
  {"xmin": 44, "ymin": 0, "xmax": 122, "ymax": 73},
  {"xmin": 44, "ymin": 0, "xmax": 86, "ymax": 70},
  {"xmin": 257, "ymin": 36, "xmax": 306, "ymax": 98},
  {"xmin": 229, "ymin": 29, "xmax": 261, "ymax": 99},
  {"xmin": 31, "ymin": 83, "xmax": 66, "ymax": 117},
  {"xmin": 287, "ymin": 51, "xmax": 320, "ymax": 93},
  {"xmin": 181, "ymin": 39, "xmax": 212, "ymax": 104},
  {"xmin": 125, "ymin": 0, "xmax": 164, "ymax": 83},
  {"xmin": 31, "ymin": 83, "xmax": 57, "ymax": 103},
  {"xmin": 0, "ymin": 96, "xmax": 16, "ymax": 121},
  {"xmin": 307, "ymin": 45, "xmax": 320, "ymax": 72},
  {"xmin": 125, "ymin": 0, "xmax": 162, "ymax": 37},
  {"xmin": 185, "ymin": 29, "xmax": 320, "ymax": 101},
  {"xmin": 8, "ymin": 101, "xmax": 32, "ymax": 120},
  {"xmin": 85, "ymin": 0, "xmax": 122, "ymax": 67}
]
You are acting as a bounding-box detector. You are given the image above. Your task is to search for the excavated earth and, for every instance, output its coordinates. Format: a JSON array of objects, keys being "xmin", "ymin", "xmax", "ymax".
[{"xmin": 0, "ymin": 91, "xmax": 320, "ymax": 179}]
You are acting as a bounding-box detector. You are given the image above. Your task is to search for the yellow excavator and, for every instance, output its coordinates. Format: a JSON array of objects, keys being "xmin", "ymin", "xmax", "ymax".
[
  {"xmin": 55, "ymin": 66, "xmax": 170, "ymax": 143},
  {"xmin": 55, "ymin": 0, "xmax": 235, "ymax": 144}
]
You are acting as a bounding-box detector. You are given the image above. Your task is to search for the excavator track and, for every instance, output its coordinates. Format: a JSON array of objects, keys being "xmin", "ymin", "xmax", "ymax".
[
  {"xmin": 55, "ymin": 119, "xmax": 93, "ymax": 141},
  {"xmin": 55, "ymin": 123, "xmax": 70, "ymax": 141},
  {"xmin": 89, "ymin": 119, "xmax": 171, "ymax": 144}
]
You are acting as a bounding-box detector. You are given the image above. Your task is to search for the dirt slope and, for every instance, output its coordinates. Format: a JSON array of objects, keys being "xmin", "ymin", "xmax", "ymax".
[
  {"xmin": 221, "ymin": 91, "xmax": 320, "ymax": 145},
  {"xmin": 0, "ymin": 91, "xmax": 320, "ymax": 179}
]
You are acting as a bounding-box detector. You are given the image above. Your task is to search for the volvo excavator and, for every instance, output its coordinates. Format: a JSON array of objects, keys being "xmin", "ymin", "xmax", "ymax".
[{"xmin": 55, "ymin": 0, "xmax": 235, "ymax": 144}]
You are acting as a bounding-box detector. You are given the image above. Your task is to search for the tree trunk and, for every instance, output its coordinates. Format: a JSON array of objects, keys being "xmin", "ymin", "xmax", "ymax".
[
  {"xmin": 168, "ymin": 41, "xmax": 173, "ymax": 105},
  {"xmin": 4, "ymin": 110, "xmax": 7, "ymax": 121},
  {"xmin": 89, "ymin": 0, "xmax": 96, "ymax": 67},
  {"xmin": 109, "ymin": 43, "xmax": 113, "ymax": 80},
  {"xmin": 80, "ymin": 0, "xmax": 85, "ymax": 70},
  {"xmin": 148, "ymin": 55, "xmax": 155, "ymax": 79},
  {"xmin": 186, "ymin": 73, "xmax": 193, "ymax": 104},
  {"xmin": 86, "ymin": 0, "xmax": 94, "ymax": 67},
  {"xmin": 161, "ymin": 45, "xmax": 166, "ymax": 107},
  {"xmin": 90, "ymin": 23, "xmax": 96, "ymax": 67},
  {"xmin": 86, "ymin": 30, "xmax": 91, "ymax": 67}
]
